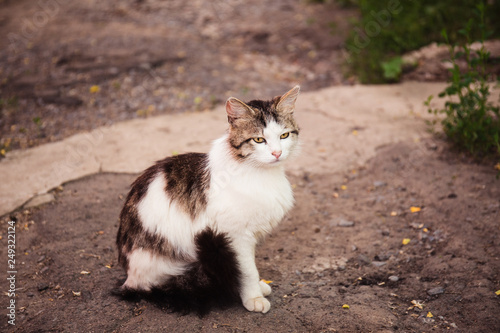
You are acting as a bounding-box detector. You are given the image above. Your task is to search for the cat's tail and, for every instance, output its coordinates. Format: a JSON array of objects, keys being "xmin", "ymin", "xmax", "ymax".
[{"xmin": 113, "ymin": 228, "xmax": 242, "ymax": 316}]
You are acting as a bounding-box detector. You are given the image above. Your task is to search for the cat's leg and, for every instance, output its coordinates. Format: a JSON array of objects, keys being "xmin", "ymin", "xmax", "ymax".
[
  {"xmin": 122, "ymin": 248, "xmax": 187, "ymax": 291},
  {"xmin": 259, "ymin": 280, "xmax": 272, "ymax": 296},
  {"xmin": 235, "ymin": 241, "xmax": 271, "ymax": 313}
]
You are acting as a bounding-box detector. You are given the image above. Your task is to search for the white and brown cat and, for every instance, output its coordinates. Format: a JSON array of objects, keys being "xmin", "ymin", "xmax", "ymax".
[{"xmin": 116, "ymin": 86, "xmax": 301, "ymax": 314}]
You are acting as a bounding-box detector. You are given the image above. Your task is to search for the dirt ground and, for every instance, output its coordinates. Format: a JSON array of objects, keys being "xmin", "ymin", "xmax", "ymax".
[
  {"xmin": 2, "ymin": 0, "xmax": 500, "ymax": 332},
  {"xmin": 1, "ymin": 137, "xmax": 499, "ymax": 332},
  {"xmin": 0, "ymin": 0, "xmax": 356, "ymax": 151}
]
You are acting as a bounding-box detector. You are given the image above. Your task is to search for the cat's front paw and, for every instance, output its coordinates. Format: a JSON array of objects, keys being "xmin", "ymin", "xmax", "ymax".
[
  {"xmin": 259, "ymin": 280, "xmax": 272, "ymax": 296},
  {"xmin": 243, "ymin": 296, "xmax": 271, "ymax": 313}
]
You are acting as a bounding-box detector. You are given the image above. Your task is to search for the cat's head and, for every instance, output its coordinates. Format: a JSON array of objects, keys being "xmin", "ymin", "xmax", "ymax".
[{"xmin": 225, "ymin": 86, "xmax": 300, "ymax": 167}]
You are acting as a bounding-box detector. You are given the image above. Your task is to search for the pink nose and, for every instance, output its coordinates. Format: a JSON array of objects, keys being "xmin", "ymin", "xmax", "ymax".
[{"xmin": 272, "ymin": 151, "xmax": 282, "ymax": 159}]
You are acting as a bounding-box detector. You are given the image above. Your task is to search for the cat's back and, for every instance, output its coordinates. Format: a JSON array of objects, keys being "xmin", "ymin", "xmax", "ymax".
[
  {"xmin": 117, "ymin": 153, "xmax": 210, "ymax": 261},
  {"xmin": 123, "ymin": 152, "xmax": 209, "ymax": 213}
]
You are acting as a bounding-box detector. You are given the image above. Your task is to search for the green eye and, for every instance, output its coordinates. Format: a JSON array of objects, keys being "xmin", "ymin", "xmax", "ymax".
[
  {"xmin": 253, "ymin": 137, "xmax": 265, "ymax": 143},
  {"xmin": 280, "ymin": 132, "xmax": 290, "ymax": 139}
]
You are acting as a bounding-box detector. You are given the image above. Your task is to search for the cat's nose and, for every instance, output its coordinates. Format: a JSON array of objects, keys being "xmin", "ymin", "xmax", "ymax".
[{"xmin": 272, "ymin": 151, "xmax": 282, "ymax": 159}]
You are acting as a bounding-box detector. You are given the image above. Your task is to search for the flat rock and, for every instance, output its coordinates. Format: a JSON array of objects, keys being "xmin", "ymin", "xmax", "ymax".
[{"xmin": 302, "ymin": 257, "xmax": 348, "ymax": 274}]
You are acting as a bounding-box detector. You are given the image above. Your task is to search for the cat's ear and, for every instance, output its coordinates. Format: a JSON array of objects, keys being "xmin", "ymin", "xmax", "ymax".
[
  {"xmin": 276, "ymin": 85, "xmax": 300, "ymax": 114},
  {"xmin": 226, "ymin": 97, "xmax": 255, "ymax": 125}
]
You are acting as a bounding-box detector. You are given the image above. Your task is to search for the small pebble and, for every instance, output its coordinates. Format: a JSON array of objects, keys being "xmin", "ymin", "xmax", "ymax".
[
  {"xmin": 372, "ymin": 261, "xmax": 387, "ymax": 267},
  {"xmin": 358, "ymin": 254, "xmax": 372, "ymax": 266},
  {"xmin": 37, "ymin": 283, "xmax": 49, "ymax": 292},
  {"xmin": 338, "ymin": 219, "xmax": 355, "ymax": 227},
  {"xmin": 375, "ymin": 253, "xmax": 390, "ymax": 261},
  {"xmin": 40, "ymin": 266, "xmax": 49, "ymax": 274},
  {"xmin": 427, "ymin": 143, "xmax": 438, "ymax": 150},
  {"xmin": 37, "ymin": 255, "xmax": 46, "ymax": 263},
  {"xmin": 427, "ymin": 286, "xmax": 445, "ymax": 296},
  {"xmin": 388, "ymin": 275, "xmax": 399, "ymax": 282},
  {"xmin": 373, "ymin": 180, "xmax": 387, "ymax": 188}
]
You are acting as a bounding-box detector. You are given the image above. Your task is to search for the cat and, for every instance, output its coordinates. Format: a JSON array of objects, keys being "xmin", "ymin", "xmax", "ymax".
[{"xmin": 115, "ymin": 86, "xmax": 301, "ymax": 315}]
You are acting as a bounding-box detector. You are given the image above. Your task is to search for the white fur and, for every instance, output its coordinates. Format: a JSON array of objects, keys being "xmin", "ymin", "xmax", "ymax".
[
  {"xmin": 125, "ymin": 176, "xmax": 205, "ymax": 290},
  {"xmin": 123, "ymin": 248, "xmax": 189, "ymax": 291},
  {"xmin": 126, "ymin": 120, "xmax": 298, "ymax": 313},
  {"xmin": 205, "ymin": 134, "xmax": 295, "ymax": 313},
  {"xmin": 137, "ymin": 175, "xmax": 202, "ymax": 259},
  {"xmin": 206, "ymin": 134, "xmax": 294, "ymax": 236}
]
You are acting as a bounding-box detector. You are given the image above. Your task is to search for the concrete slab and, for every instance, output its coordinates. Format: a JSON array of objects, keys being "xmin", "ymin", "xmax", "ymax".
[{"xmin": 0, "ymin": 82, "xmax": 446, "ymax": 216}]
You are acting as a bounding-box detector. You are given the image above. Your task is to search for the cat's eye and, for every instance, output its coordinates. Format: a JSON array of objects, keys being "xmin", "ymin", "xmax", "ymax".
[
  {"xmin": 280, "ymin": 132, "xmax": 290, "ymax": 139},
  {"xmin": 253, "ymin": 137, "xmax": 265, "ymax": 144}
]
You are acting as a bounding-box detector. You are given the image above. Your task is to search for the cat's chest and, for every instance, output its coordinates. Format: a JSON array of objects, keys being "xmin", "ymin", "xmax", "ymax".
[{"xmin": 207, "ymin": 169, "xmax": 293, "ymax": 226}]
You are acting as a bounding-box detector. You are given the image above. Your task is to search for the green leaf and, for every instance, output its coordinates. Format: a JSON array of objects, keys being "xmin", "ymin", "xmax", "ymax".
[
  {"xmin": 440, "ymin": 28, "xmax": 448, "ymax": 42},
  {"xmin": 380, "ymin": 57, "xmax": 403, "ymax": 81}
]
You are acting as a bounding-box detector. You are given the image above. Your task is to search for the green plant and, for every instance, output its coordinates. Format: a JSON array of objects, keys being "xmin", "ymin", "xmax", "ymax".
[
  {"xmin": 0, "ymin": 96, "xmax": 19, "ymax": 111},
  {"xmin": 343, "ymin": 0, "xmax": 500, "ymax": 83},
  {"xmin": 32, "ymin": 116, "xmax": 42, "ymax": 126},
  {"xmin": 333, "ymin": 0, "xmax": 358, "ymax": 8},
  {"xmin": 426, "ymin": 2, "xmax": 500, "ymax": 171},
  {"xmin": 380, "ymin": 56, "xmax": 402, "ymax": 81},
  {"xmin": 32, "ymin": 115, "xmax": 45, "ymax": 138}
]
